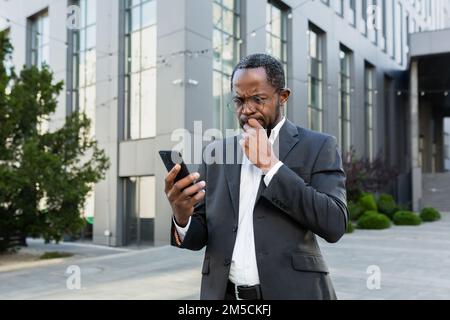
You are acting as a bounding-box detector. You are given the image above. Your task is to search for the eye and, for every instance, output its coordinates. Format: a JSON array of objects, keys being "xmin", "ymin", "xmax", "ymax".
[
  {"xmin": 250, "ymin": 96, "xmax": 264, "ymax": 105},
  {"xmin": 232, "ymin": 97, "xmax": 244, "ymax": 105}
]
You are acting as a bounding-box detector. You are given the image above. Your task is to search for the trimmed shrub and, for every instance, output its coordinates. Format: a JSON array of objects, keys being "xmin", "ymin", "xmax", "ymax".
[
  {"xmin": 358, "ymin": 193, "xmax": 378, "ymax": 211},
  {"xmin": 393, "ymin": 211, "xmax": 422, "ymax": 226},
  {"xmin": 40, "ymin": 252, "xmax": 74, "ymax": 260},
  {"xmin": 379, "ymin": 193, "xmax": 395, "ymax": 203},
  {"xmin": 348, "ymin": 202, "xmax": 366, "ymax": 221},
  {"xmin": 346, "ymin": 221, "xmax": 355, "ymax": 234},
  {"xmin": 357, "ymin": 211, "xmax": 391, "ymax": 230},
  {"xmin": 420, "ymin": 207, "xmax": 441, "ymax": 222},
  {"xmin": 377, "ymin": 193, "xmax": 399, "ymax": 219}
]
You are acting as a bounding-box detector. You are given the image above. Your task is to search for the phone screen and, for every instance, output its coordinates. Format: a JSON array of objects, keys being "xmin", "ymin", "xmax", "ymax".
[{"xmin": 159, "ymin": 151, "xmax": 191, "ymax": 183}]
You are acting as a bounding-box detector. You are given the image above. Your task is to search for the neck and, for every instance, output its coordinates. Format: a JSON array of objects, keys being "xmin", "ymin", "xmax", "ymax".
[{"xmin": 266, "ymin": 114, "xmax": 283, "ymax": 137}]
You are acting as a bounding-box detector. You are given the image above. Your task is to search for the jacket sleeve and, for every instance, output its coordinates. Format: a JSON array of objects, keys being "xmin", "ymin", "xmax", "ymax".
[
  {"xmin": 170, "ymin": 159, "xmax": 208, "ymax": 251},
  {"xmin": 261, "ymin": 136, "xmax": 348, "ymax": 243}
]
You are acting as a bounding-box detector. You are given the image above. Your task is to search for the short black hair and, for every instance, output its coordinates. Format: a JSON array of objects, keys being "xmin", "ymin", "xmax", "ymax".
[{"xmin": 230, "ymin": 53, "xmax": 286, "ymax": 91}]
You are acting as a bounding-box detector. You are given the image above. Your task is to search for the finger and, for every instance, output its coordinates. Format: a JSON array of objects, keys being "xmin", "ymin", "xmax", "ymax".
[
  {"xmin": 243, "ymin": 123, "xmax": 257, "ymax": 134},
  {"xmin": 173, "ymin": 172, "xmax": 201, "ymax": 194},
  {"xmin": 248, "ymin": 118, "xmax": 263, "ymax": 129},
  {"xmin": 180, "ymin": 181, "xmax": 206, "ymax": 200},
  {"xmin": 188, "ymin": 190, "xmax": 206, "ymax": 207},
  {"xmin": 164, "ymin": 164, "xmax": 181, "ymax": 193},
  {"xmin": 239, "ymin": 138, "xmax": 246, "ymax": 150},
  {"xmin": 240, "ymin": 138, "xmax": 249, "ymax": 152}
]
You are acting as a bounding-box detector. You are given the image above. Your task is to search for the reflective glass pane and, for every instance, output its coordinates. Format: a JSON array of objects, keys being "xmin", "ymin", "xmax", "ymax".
[
  {"xmin": 223, "ymin": 0, "xmax": 235, "ymax": 11},
  {"xmin": 41, "ymin": 44, "xmax": 49, "ymax": 65},
  {"xmin": 131, "ymin": 6, "xmax": 141, "ymax": 31},
  {"xmin": 131, "ymin": 31, "xmax": 141, "ymax": 73},
  {"xmin": 266, "ymin": 33, "xmax": 272, "ymax": 54},
  {"xmin": 125, "ymin": 178, "xmax": 138, "ymax": 245},
  {"xmin": 78, "ymin": 87, "xmax": 86, "ymax": 112},
  {"xmin": 139, "ymin": 177, "xmax": 155, "ymax": 219},
  {"xmin": 130, "ymin": 73, "xmax": 141, "ymax": 139},
  {"xmin": 79, "ymin": 51, "xmax": 86, "ymax": 87},
  {"xmin": 142, "ymin": 0, "xmax": 156, "ymax": 28},
  {"xmin": 80, "ymin": 0, "xmax": 87, "ymax": 26},
  {"xmin": 271, "ymin": 37, "xmax": 282, "ymax": 60},
  {"xmin": 80, "ymin": 28, "xmax": 86, "ymax": 51},
  {"xmin": 85, "ymin": 85, "xmax": 96, "ymax": 136},
  {"xmin": 309, "ymin": 31, "xmax": 317, "ymax": 58},
  {"xmin": 42, "ymin": 15, "xmax": 50, "ymax": 45},
  {"xmin": 213, "ymin": 3, "xmax": 222, "ymax": 26},
  {"xmin": 141, "ymin": 26, "xmax": 156, "ymax": 69},
  {"xmin": 140, "ymin": 69, "xmax": 156, "ymax": 138},
  {"xmin": 223, "ymin": 9, "xmax": 234, "ymax": 33},
  {"xmin": 85, "ymin": 49, "xmax": 96, "ymax": 86},
  {"xmin": 72, "ymin": 53, "xmax": 79, "ymax": 86},
  {"xmin": 86, "ymin": 0, "xmax": 96, "ymax": 25},
  {"xmin": 271, "ymin": 11, "xmax": 281, "ymax": 36}
]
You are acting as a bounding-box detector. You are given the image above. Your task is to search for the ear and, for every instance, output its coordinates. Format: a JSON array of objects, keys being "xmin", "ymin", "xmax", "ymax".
[{"xmin": 279, "ymin": 88, "xmax": 291, "ymax": 105}]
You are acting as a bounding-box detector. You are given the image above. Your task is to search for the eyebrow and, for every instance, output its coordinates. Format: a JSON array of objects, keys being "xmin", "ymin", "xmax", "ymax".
[{"xmin": 233, "ymin": 93, "xmax": 268, "ymax": 98}]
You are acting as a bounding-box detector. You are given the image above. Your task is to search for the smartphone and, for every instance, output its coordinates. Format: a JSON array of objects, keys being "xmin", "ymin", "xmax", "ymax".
[{"xmin": 159, "ymin": 150, "xmax": 191, "ymax": 183}]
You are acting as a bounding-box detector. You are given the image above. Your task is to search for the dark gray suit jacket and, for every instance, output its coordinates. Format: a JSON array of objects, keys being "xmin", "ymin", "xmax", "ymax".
[{"xmin": 171, "ymin": 119, "xmax": 348, "ymax": 300}]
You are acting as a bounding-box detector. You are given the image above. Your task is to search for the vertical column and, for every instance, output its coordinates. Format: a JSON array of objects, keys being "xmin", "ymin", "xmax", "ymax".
[
  {"xmin": 410, "ymin": 60, "xmax": 422, "ymax": 211},
  {"xmin": 324, "ymin": 36, "xmax": 341, "ymax": 139},
  {"xmin": 242, "ymin": 0, "xmax": 266, "ymax": 55},
  {"xmin": 93, "ymin": 0, "xmax": 121, "ymax": 246},
  {"xmin": 154, "ymin": 0, "xmax": 212, "ymax": 246},
  {"xmin": 289, "ymin": 10, "xmax": 308, "ymax": 127},
  {"xmin": 352, "ymin": 54, "xmax": 365, "ymax": 158}
]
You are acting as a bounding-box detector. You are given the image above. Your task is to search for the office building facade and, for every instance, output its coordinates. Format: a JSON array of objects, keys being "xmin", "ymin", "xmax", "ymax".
[{"xmin": 1, "ymin": 0, "xmax": 449, "ymax": 247}]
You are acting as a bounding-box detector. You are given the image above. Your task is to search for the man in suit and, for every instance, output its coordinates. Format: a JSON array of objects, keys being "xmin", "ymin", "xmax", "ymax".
[{"xmin": 164, "ymin": 53, "xmax": 348, "ymax": 300}]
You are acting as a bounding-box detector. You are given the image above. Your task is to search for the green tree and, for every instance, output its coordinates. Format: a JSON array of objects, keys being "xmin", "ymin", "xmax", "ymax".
[{"xmin": 0, "ymin": 31, "xmax": 109, "ymax": 252}]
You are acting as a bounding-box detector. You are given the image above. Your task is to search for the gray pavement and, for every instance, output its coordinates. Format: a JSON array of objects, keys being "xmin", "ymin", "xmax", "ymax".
[{"xmin": 0, "ymin": 212, "xmax": 449, "ymax": 300}]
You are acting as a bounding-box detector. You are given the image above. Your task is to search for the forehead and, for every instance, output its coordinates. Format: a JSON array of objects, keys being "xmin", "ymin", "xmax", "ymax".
[{"xmin": 232, "ymin": 67, "xmax": 272, "ymax": 94}]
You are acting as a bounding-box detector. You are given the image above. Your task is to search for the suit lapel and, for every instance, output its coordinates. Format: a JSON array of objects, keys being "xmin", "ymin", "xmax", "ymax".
[
  {"xmin": 254, "ymin": 120, "xmax": 300, "ymax": 204},
  {"xmin": 274, "ymin": 119, "xmax": 300, "ymax": 162},
  {"xmin": 224, "ymin": 136, "xmax": 243, "ymax": 221},
  {"xmin": 224, "ymin": 120, "xmax": 300, "ymax": 218}
]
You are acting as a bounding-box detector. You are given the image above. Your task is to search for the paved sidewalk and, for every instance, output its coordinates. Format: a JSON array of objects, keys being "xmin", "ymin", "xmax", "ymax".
[{"xmin": 0, "ymin": 213, "xmax": 449, "ymax": 300}]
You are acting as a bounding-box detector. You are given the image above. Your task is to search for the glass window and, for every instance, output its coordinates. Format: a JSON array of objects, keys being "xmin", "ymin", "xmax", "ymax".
[
  {"xmin": 266, "ymin": 1, "xmax": 289, "ymax": 117},
  {"xmin": 395, "ymin": 2, "xmax": 403, "ymax": 64},
  {"xmin": 338, "ymin": 46, "xmax": 352, "ymax": 155},
  {"xmin": 125, "ymin": 0, "xmax": 157, "ymax": 140},
  {"xmin": 67, "ymin": 0, "xmax": 97, "ymax": 221},
  {"xmin": 29, "ymin": 11, "xmax": 50, "ymax": 68},
  {"xmin": 365, "ymin": 64, "xmax": 376, "ymax": 161},
  {"xmin": 70, "ymin": 0, "xmax": 97, "ymax": 137},
  {"xmin": 349, "ymin": 0, "xmax": 356, "ymax": 25},
  {"xmin": 361, "ymin": 0, "xmax": 368, "ymax": 35},
  {"xmin": 213, "ymin": 0, "xmax": 241, "ymax": 134},
  {"xmin": 336, "ymin": 0, "xmax": 344, "ymax": 16},
  {"xmin": 307, "ymin": 26, "xmax": 324, "ymax": 132},
  {"xmin": 29, "ymin": 11, "xmax": 50, "ymax": 133},
  {"xmin": 124, "ymin": 176, "xmax": 155, "ymax": 246},
  {"xmin": 266, "ymin": 1, "xmax": 288, "ymax": 77},
  {"xmin": 2, "ymin": 29, "xmax": 12, "ymax": 77}
]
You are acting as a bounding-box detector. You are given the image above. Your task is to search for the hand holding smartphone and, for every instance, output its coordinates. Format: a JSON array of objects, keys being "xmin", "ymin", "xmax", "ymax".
[
  {"xmin": 160, "ymin": 150, "xmax": 206, "ymax": 228},
  {"xmin": 159, "ymin": 150, "xmax": 191, "ymax": 183}
]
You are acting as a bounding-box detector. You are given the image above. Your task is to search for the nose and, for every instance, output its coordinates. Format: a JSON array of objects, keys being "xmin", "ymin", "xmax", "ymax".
[{"xmin": 240, "ymin": 103, "xmax": 256, "ymax": 115}]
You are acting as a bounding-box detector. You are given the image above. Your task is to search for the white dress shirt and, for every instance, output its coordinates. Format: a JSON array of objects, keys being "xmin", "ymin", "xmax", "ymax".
[{"xmin": 174, "ymin": 117, "xmax": 286, "ymax": 286}]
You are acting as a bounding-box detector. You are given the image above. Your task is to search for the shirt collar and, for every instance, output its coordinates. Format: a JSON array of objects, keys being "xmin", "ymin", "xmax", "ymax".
[{"xmin": 268, "ymin": 117, "xmax": 286, "ymax": 144}]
